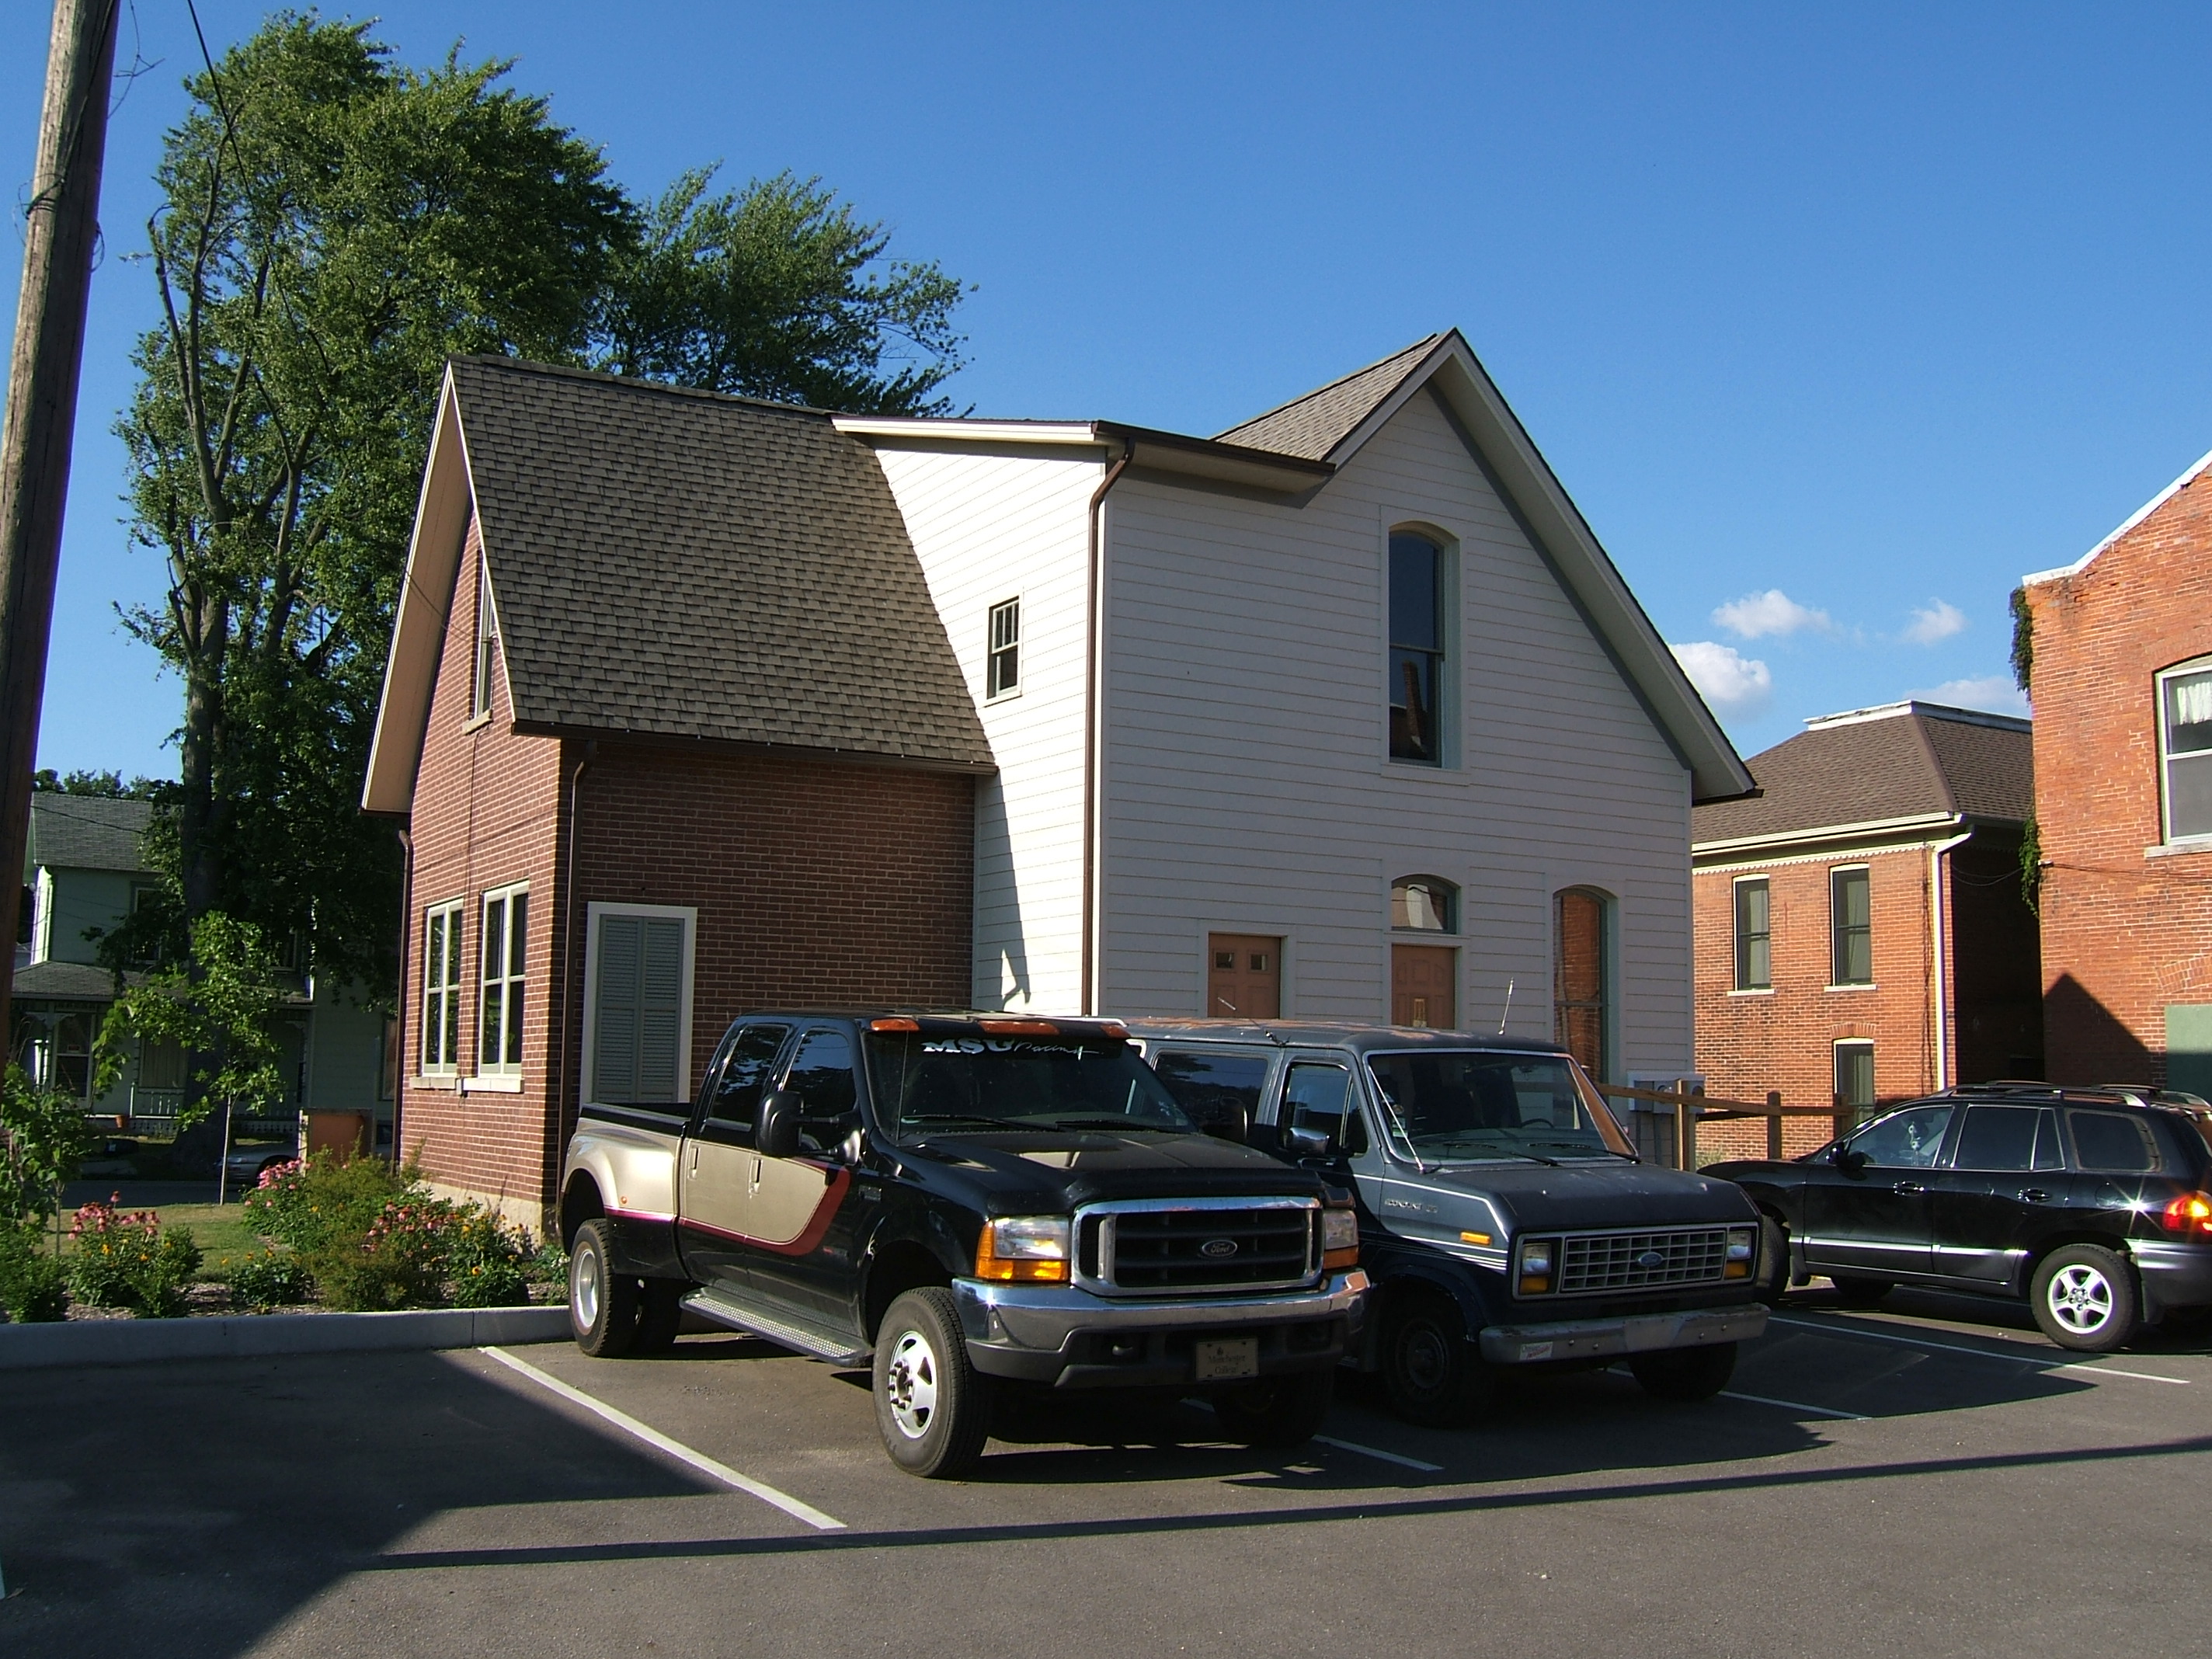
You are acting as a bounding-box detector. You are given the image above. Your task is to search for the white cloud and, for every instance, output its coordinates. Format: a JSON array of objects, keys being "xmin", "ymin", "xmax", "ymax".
[
  {"xmin": 1903, "ymin": 598, "xmax": 1968, "ymax": 645},
  {"xmin": 1713, "ymin": 589, "xmax": 1831, "ymax": 639},
  {"xmin": 1672, "ymin": 642, "xmax": 1773, "ymax": 716},
  {"xmin": 1913, "ymin": 674, "xmax": 2029, "ymax": 718}
]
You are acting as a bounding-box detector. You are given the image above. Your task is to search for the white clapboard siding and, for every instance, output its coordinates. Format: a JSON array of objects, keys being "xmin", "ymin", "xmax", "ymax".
[
  {"xmin": 865, "ymin": 442, "xmax": 1102, "ymax": 1010},
  {"xmin": 1100, "ymin": 387, "xmax": 1693, "ymax": 1078}
]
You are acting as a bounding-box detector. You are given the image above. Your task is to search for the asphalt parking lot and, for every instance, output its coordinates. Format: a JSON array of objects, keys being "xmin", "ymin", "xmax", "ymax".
[{"xmin": 5, "ymin": 1285, "xmax": 2208, "ymax": 1659}]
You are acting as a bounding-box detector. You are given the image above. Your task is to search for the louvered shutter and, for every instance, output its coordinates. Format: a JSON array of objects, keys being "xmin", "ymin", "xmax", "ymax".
[{"xmin": 591, "ymin": 913, "xmax": 689, "ymax": 1104}]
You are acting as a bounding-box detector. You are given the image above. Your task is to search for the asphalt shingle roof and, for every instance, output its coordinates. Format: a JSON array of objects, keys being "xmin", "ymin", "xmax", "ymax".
[
  {"xmin": 1692, "ymin": 703, "xmax": 2033, "ymax": 847},
  {"xmin": 1215, "ymin": 335, "xmax": 1444, "ymax": 461},
  {"xmin": 450, "ymin": 357, "xmax": 993, "ymax": 770},
  {"xmin": 24, "ymin": 795, "xmax": 152, "ymax": 875},
  {"xmin": 11, "ymin": 959, "xmax": 138, "ymax": 1001}
]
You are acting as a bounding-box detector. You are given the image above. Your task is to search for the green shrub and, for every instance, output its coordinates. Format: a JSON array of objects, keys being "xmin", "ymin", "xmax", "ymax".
[
  {"xmin": 445, "ymin": 1208, "xmax": 535, "ymax": 1308},
  {"xmin": 526, "ymin": 1240, "xmax": 568, "ymax": 1289},
  {"xmin": 0, "ymin": 1226, "xmax": 68, "ymax": 1322},
  {"xmin": 68, "ymin": 1198, "xmax": 203, "ymax": 1318},
  {"xmin": 304, "ymin": 1196, "xmax": 454, "ymax": 1310},
  {"xmin": 226, "ymin": 1249, "xmax": 315, "ymax": 1311},
  {"xmin": 244, "ymin": 1148, "xmax": 414, "ymax": 1253}
]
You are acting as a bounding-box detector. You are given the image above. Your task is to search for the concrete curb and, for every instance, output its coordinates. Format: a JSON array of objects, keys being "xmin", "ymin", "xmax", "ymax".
[{"xmin": 0, "ymin": 1305, "xmax": 570, "ymax": 1369}]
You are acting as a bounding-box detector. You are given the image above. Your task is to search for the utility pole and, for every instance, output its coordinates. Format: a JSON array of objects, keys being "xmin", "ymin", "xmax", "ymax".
[{"xmin": 0, "ymin": 0, "xmax": 120, "ymax": 1053}]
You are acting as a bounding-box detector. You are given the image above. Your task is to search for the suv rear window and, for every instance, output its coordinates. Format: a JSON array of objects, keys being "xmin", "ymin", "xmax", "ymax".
[{"xmin": 2064, "ymin": 1108, "xmax": 2169, "ymax": 1174}]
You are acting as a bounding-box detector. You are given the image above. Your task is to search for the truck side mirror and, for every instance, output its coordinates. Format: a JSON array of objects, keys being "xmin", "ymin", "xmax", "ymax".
[{"xmin": 757, "ymin": 1090, "xmax": 802, "ymax": 1160}]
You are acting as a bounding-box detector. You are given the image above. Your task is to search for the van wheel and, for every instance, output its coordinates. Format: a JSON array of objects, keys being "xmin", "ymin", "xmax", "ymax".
[
  {"xmin": 2031, "ymin": 1243, "xmax": 2139, "ymax": 1352},
  {"xmin": 1828, "ymin": 1276, "xmax": 1894, "ymax": 1308},
  {"xmin": 1629, "ymin": 1341, "xmax": 1737, "ymax": 1402},
  {"xmin": 1212, "ymin": 1369, "xmax": 1334, "ymax": 1448},
  {"xmin": 633, "ymin": 1278, "xmax": 687, "ymax": 1355},
  {"xmin": 875, "ymin": 1288, "xmax": 993, "ymax": 1478},
  {"xmin": 1755, "ymin": 1216, "xmax": 1791, "ymax": 1306},
  {"xmin": 569, "ymin": 1219, "xmax": 638, "ymax": 1358},
  {"xmin": 1381, "ymin": 1288, "xmax": 1495, "ymax": 1427}
]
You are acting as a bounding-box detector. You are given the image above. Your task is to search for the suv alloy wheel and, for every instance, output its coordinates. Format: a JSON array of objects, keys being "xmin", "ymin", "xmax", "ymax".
[{"xmin": 2029, "ymin": 1243, "xmax": 2140, "ymax": 1353}]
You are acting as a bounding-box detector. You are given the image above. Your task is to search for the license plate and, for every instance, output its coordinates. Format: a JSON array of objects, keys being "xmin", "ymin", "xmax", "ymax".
[{"xmin": 1194, "ymin": 1337, "xmax": 1258, "ymax": 1381}]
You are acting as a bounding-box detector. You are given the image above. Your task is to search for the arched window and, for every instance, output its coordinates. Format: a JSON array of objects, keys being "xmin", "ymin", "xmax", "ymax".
[
  {"xmin": 1553, "ymin": 887, "xmax": 1612, "ymax": 1080},
  {"xmin": 1390, "ymin": 876, "xmax": 1457, "ymax": 933}
]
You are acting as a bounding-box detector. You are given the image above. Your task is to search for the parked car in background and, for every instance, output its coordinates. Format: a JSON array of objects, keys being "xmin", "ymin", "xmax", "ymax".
[
  {"xmin": 558, "ymin": 1012, "xmax": 1367, "ymax": 1477},
  {"xmin": 1706, "ymin": 1084, "xmax": 2212, "ymax": 1351},
  {"xmin": 1122, "ymin": 1021, "xmax": 1769, "ymax": 1424}
]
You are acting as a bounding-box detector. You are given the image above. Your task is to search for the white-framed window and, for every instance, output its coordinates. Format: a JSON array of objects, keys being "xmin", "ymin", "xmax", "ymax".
[
  {"xmin": 986, "ymin": 596, "xmax": 1021, "ymax": 700},
  {"xmin": 1834, "ymin": 1040, "xmax": 1876, "ymax": 1116},
  {"xmin": 471, "ymin": 562, "xmax": 499, "ymax": 722},
  {"xmin": 478, "ymin": 883, "xmax": 528, "ymax": 1074},
  {"xmin": 1734, "ymin": 875, "xmax": 1772, "ymax": 990},
  {"xmin": 1387, "ymin": 528, "xmax": 1456, "ymax": 767},
  {"xmin": 421, "ymin": 899, "xmax": 464, "ymax": 1073},
  {"xmin": 2159, "ymin": 659, "xmax": 2212, "ymax": 843},
  {"xmin": 581, "ymin": 903, "xmax": 696, "ymax": 1107}
]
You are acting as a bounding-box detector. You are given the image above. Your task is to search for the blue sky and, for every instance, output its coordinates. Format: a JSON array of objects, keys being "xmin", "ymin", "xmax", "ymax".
[{"xmin": 5, "ymin": 2, "xmax": 2211, "ymax": 780}]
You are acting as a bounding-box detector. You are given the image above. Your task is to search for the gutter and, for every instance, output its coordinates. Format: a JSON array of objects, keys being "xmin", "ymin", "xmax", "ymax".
[{"xmin": 1081, "ymin": 443, "xmax": 1133, "ymax": 1017}]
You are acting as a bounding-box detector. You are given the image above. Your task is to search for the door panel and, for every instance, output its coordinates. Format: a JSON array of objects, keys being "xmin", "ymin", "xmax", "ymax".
[
  {"xmin": 676, "ymin": 1022, "xmax": 791, "ymax": 1293},
  {"xmin": 745, "ymin": 1028, "xmax": 864, "ymax": 1330},
  {"xmin": 1803, "ymin": 1104, "xmax": 1953, "ymax": 1278},
  {"xmin": 1208, "ymin": 935, "xmax": 1282, "ymax": 1019},
  {"xmin": 1390, "ymin": 944, "xmax": 1456, "ymax": 1030},
  {"xmin": 1929, "ymin": 1105, "xmax": 2060, "ymax": 1284}
]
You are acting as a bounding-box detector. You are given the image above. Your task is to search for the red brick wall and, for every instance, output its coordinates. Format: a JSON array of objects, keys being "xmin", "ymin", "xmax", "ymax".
[
  {"xmin": 2028, "ymin": 462, "xmax": 2212, "ymax": 1084},
  {"xmin": 398, "ymin": 517, "xmax": 979, "ymax": 1226},
  {"xmin": 1692, "ymin": 844, "xmax": 1936, "ymax": 1160}
]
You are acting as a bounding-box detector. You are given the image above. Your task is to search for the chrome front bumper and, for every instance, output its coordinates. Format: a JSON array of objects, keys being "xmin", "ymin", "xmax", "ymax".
[
  {"xmin": 1477, "ymin": 1302, "xmax": 1767, "ymax": 1365},
  {"xmin": 954, "ymin": 1270, "xmax": 1369, "ymax": 1389}
]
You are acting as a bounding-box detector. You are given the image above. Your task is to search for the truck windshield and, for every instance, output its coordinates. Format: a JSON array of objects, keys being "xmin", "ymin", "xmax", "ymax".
[
  {"xmin": 1365, "ymin": 1051, "xmax": 1635, "ymax": 1163},
  {"xmin": 865, "ymin": 1032, "xmax": 1197, "ymax": 1136}
]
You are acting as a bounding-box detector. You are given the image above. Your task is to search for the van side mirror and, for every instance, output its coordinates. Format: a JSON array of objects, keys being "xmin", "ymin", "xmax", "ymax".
[
  {"xmin": 1284, "ymin": 1125, "xmax": 1334, "ymax": 1161},
  {"xmin": 757, "ymin": 1090, "xmax": 802, "ymax": 1160}
]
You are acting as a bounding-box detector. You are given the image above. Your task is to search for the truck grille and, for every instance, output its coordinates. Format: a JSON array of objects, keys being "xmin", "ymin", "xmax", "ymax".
[
  {"xmin": 1557, "ymin": 1228, "xmax": 1729, "ymax": 1294},
  {"xmin": 1076, "ymin": 1199, "xmax": 1318, "ymax": 1296}
]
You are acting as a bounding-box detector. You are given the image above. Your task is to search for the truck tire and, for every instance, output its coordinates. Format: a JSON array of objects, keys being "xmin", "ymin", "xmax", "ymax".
[
  {"xmin": 633, "ymin": 1278, "xmax": 687, "ymax": 1355},
  {"xmin": 1629, "ymin": 1341, "xmax": 1737, "ymax": 1402},
  {"xmin": 2030, "ymin": 1243, "xmax": 2139, "ymax": 1353},
  {"xmin": 569, "ymin": 1219, "xmax": 639, "ymax": 1358},
  {"xmin": 1212, "ymin": 1369, "xmax": 1334, "ymax": 1449},
  {"xmin": 874, "ymin": 1287, "xmax": 993, "ymax": 1478},
  {"xmin": 1381, "ymin": 1287, "xmax": 1496, "ymax": 1428}
]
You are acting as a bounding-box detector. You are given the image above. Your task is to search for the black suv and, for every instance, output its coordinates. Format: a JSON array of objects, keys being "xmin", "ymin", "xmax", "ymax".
[{"xmin": 1706, "ymin": 1084, "xmax": 2212, "ymax": 1351}]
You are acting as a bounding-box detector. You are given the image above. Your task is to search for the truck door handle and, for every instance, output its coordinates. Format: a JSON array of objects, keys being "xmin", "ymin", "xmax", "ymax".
[
  {"xmin": 2019, "ymin": 1188, "xmax": 2050, "ymax": 1204},
  {"xmin": 1892, "ymin": 1181, "xmax": 1925, "ymax": 1195},
  {"xmin": 687, "ymin": 1143, "xmax": 698, "ymax": 1175}
]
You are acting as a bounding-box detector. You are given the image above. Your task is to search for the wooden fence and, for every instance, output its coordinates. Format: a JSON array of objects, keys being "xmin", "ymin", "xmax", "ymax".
[{"xmin": 1590, "ymin": 1080, "xmax": 1909, "ymax": 1169}]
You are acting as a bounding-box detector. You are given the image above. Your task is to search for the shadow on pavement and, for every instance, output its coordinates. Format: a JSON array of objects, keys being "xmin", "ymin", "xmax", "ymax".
[{"xmin": 0, "ymin": 1348, "xmax": 717, "ymax": 1659}]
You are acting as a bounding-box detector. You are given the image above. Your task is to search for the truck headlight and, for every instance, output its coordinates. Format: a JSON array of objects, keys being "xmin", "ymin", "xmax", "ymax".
[
  {"xmin": 1321, "ymin": 1204, "xmax": 1359, "ymax": 1269},
  {"xmin": 975, "ymin": 1216, "xmax": 1072, "ymax": 1283},
  {"xmin": 1724, "ymin": 1226, "xmax": 1757, "ymax": 1279},
  {"xmin": 1516, "ymin": 1237, "xmax": 1554, "ymax": 1296}
]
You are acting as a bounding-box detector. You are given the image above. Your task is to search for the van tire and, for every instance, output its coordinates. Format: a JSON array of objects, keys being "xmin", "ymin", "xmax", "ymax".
[
  {"xmin": 569, "ymin": 1219, "xmax": 638, "ymax": 1358},
  {"xmin": 1381, "ymin": 1288, "xmax": 1495, "ymax": 1427}
]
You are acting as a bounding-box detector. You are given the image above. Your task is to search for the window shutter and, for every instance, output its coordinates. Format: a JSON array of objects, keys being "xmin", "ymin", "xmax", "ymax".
[{"xmin": 592, "ymin": 913, "xmax": 687, "ymax": 1104}]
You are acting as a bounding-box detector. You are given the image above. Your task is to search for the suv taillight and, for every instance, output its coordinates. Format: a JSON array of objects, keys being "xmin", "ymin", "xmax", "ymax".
[{"xmin": 2161, "ymin": 1193, "xmax": 2212, "ymax": 1236}]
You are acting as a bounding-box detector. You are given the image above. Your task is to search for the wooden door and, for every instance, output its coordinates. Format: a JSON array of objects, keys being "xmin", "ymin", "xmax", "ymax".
[
  {"xmin": 1208, "ymin": 934, "xmax": 1282, "ymax": 1018},
  {"xmin": 1390, "ymin": 944, "xmax": 1456, "ymax": 1029}
]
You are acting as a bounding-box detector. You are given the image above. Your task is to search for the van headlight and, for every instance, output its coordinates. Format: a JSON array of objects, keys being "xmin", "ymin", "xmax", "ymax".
[
  {"xmin": 1724, "ymin": 1226, "xmax": 1757, "ymax": 1279},
  {"xmin": 1516, "ymin": 1237, "xmax": 1555, "ymax": 1296}
]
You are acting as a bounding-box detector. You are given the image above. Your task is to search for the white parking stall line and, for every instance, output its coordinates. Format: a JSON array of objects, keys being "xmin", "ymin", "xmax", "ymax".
[
  {"xmin": 1719, "ymin": 1389, "xmax": 1869, "ymax": 1421},
  {"xmin": 1769, "ymin": 1316, "xmax": 2192, "ymax": 1386},
  {"xmin": 1311, "ymin": 1435, "xmax": 1447, "ymax": 1472},
  {"xmin": 479, "ymin": 1347, "xmax": 847, "ymax": 1531}
]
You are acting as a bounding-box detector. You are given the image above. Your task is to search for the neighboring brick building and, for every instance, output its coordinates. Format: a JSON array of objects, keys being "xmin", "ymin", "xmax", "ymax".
[
  {"xmin": 2020, "ymin": 447, "xmax": 2212, "ymax": 1092},
  {"xmin": 1691, "ymin": 701, "xmax": 2041, "ymax": 1159}
]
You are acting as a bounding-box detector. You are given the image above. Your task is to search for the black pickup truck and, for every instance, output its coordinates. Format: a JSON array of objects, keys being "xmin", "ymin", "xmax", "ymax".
[
  {"xmin": 1124, "ymin": 1021, "xmax": 1769, "ymax": 1424},
  {"xmin": 558, "ymin": 1012, "xmax": 1367, "ymax": 1477}
]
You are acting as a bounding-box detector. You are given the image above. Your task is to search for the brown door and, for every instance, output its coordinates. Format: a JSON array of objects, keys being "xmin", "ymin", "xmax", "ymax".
[
  {"xmin": 1390, "ymin": 944, "xmax": 1456, "ymax": 1028},
  {"xmin": 1554, "ymin": 888, "xmax": 1609, "ymax": 1078},
  {"xmin": 1208, "ymin": 934, "xmax": 1282, "ymax": 1018}
]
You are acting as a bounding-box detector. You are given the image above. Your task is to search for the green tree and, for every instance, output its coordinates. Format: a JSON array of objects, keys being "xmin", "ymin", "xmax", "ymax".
[
  {"xmin": 31, "ymin": 767, "xmax": 165, "ymax": 798},
  {"xmin": 95, "ymin": 913, "xmax": 290, "ymax": 1132},
  {"xmin": 593, "ymin": 167, "xmax": 969, "ymax": 413}
]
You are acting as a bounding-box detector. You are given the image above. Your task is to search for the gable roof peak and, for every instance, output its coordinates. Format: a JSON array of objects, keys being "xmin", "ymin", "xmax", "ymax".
[{"xmin": 1213, "ymin": 332, "xmax": 1449, "ymax": 462}]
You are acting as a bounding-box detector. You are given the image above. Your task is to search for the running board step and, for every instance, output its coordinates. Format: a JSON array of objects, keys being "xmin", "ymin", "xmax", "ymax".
[{"xmin": 682, "ymin": 1289, "xmax": 870, "ymax": 1367}]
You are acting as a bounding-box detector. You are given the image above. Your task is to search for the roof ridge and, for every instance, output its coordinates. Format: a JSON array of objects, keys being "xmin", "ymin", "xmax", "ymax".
[
  {"xmin": 1901, "ymin": 708, "xmax": 1959, "ymax": 818},
  {"xmin": 449, "ymin": 353, "xmax": 833, "ymax": 420},
  {"xmin": 1213, "ymin": 333, "xmax": 1445, "ymax": 441}
]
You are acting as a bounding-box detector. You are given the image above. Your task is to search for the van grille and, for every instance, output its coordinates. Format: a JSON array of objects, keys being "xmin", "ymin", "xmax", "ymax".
[
  {"xmin": 1557, "ymin": 1228, "xmax": 1729, "ymax": 1294},
  {"xmin": 1076, "ymin": 1200, "xmax": 1319, "ymax": 1296}
]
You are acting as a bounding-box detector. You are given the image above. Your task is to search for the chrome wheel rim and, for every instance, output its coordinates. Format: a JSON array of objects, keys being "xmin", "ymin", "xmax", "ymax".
[
  {"xmin": 572, "ymin": 1240, "xmax": 600, "ymax": 1330},
  {"xmin": 2047, "ymin": 1263, "xmax": 2113, "ymax": 1334},
  {"xmin": 884, "ymin": 1326, "xmax": 941, "ymax": 1440}
]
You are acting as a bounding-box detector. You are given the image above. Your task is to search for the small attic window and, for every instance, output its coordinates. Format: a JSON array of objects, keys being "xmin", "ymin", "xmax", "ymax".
[{"xmin": 471, "ymin": 564, "xmax": 497, "ymax": 722}]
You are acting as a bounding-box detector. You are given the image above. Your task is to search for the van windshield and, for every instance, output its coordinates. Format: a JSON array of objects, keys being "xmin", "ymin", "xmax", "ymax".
[
  {"xmin": 864, "ymin": 1032, "xmax": 1196, "ymax": 1136},
  {"xmin": 1365, "ymin": 1051, "xmax": 1634, "ymax": 1163}
]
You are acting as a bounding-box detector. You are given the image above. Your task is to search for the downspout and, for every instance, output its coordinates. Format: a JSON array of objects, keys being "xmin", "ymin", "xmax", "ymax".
[
  {"xmin": 1081, "ymin": 441, "xmax": 1133, "ymax": 1017},
  {"xmin": 1928, "ymin": 828, "xmax": 1972, "ymax": 1090},
  {"xmin": 556, "ymin": 741, "xmax": 595, "ymax": 1154},
  {"xmin": 393, "ymin": 826, "xmax": 412, "ymax": 1162}
]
